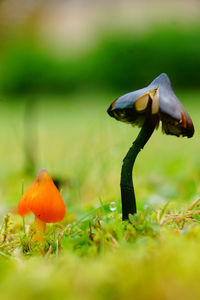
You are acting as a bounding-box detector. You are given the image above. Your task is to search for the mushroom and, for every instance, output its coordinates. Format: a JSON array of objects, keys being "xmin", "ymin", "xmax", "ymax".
[
  {"xmin": 18, "ymin": 169, "xmax": 66, "ymax": 241},
  {"xmin": 107, "ymin": 73, "xmax": 194, "ymax": 220}
]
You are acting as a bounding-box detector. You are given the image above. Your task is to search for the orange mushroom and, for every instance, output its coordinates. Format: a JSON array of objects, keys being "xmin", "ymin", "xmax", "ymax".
[{"xmin": 18, "ymin": 169, "xmax": 66, "ymax": 241}]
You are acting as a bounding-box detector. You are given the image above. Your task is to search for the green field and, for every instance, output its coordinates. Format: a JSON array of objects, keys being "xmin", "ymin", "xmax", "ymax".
[{"xmin": 0, "ymin": 90, "xmax": 200, "ymax": 299}]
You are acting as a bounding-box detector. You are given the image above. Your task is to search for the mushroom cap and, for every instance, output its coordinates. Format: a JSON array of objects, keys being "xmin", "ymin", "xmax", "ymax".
[
  {"xmin": 107, "ymin": 73, "xmax": 194, "ymax": 138},
  {"xmin": 18, "ymin": 169, "xmax": 66, "ymax": 223}
]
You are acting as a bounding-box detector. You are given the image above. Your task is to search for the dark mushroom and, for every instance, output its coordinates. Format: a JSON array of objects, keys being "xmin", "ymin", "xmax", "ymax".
[{"xmin": 107, "ymin": 73, "xmax": 194, "ymax": 220}]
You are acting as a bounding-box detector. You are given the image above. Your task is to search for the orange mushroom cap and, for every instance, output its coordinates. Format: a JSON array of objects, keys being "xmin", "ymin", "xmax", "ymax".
[{"xmin": 18, "ymin": 169, "xmax": 66, "ymax": 223}]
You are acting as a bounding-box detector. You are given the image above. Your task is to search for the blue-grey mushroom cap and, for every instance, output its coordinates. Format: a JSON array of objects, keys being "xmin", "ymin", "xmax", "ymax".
[{"xmin": 107, "ymin": 73, "xmax": 194, "ymax": 138}]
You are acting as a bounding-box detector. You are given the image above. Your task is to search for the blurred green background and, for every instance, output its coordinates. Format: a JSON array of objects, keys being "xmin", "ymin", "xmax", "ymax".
[
  {"xmin": 0, "ymin": 0, "xmax": 199, "ymax": 211},
  {"xmin": 0, "ymin": 1, "xmax": 200, "ymax": 95},
  {"xmin": 1, "ymin": 19, "xmax": 200, "ymax": 94}
]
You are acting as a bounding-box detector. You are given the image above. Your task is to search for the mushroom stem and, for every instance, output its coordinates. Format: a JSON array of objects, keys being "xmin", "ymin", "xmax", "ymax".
[
  {"xmin": 33, "ymin": 216, "xmax": 46, "ymax": 242},
  {"xmin": 121, "ymin": 118, "xmax": 157, "ymax": 220}
]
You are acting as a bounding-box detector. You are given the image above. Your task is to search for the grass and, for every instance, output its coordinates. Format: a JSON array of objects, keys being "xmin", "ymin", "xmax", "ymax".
[{"xmin": 0, "ymin": 90, "xmax": 200, "ymax": 299}]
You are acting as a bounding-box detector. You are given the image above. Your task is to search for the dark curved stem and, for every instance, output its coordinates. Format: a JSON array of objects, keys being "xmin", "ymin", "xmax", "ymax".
[{"xmin": 121, "ymin": 119, "xmax": 157, "ymax": 220}]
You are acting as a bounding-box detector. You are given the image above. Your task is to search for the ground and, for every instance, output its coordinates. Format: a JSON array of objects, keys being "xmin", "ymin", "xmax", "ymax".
[{"xmin": 0, "ymin": 90, "xmax": 199, "ymax": 299}]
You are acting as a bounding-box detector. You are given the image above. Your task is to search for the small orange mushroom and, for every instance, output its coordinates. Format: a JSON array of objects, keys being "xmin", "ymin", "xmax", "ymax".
[{"xmin": 18, "ymin": 169, "xmax": 66, "ymax": 241}]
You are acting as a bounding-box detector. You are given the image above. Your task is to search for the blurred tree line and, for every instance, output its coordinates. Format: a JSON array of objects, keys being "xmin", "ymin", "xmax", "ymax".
[{"xmin": 0, "ymin": 25, "xmax": 200, "ymax": 96}]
